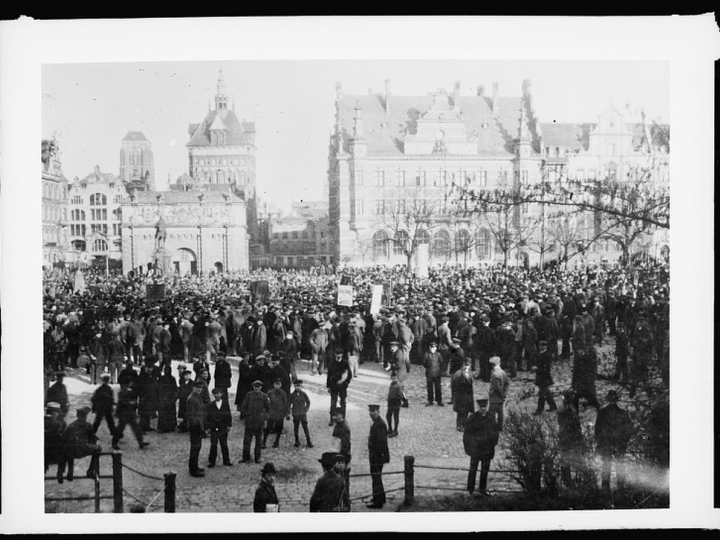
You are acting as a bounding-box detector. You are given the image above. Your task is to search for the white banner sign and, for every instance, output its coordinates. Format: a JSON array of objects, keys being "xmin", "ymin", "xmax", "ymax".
[
  {"xmin": 370, "ymin": 284, "xmax": 384, "ymax": 315},
  {"xmin": 337, "ymin": 285, "xmax": 354, "ymax": 307}
]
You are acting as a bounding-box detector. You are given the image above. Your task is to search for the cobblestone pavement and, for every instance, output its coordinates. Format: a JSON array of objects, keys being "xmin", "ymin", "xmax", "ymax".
[{"xmin": 45, "ymin": 342, "xmax": 620, "ymax": 513}]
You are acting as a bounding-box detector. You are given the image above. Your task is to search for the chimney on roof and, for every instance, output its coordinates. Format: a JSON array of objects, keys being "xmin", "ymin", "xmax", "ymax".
[
  {"xmin": 492, "ymin": 82, "xmax": 499, "ymax": 118},
  {"xmin": 384, "ymin": 79, "xmax": 391, "ymax": 114},
  {"xmin": 477, "ymin": 85, "xmax": 485, "ymax": 97},
  {"xmin": 453, "ymin": 81, "xmax": 460, "ymax": 108},
  {"xmin": 335, "ymin": 82, "xmax": 343, "ymax": 103}
]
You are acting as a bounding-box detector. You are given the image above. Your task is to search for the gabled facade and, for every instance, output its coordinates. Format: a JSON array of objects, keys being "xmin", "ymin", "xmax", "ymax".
[{"xmin": 184, "ymin": 70, "xmax": 258, "ymax": 241}]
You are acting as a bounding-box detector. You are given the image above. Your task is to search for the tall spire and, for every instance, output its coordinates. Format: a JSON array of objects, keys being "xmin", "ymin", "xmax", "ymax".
[{"xmin": 215, "ymin": 69, "xmax": 228, "ymax": 110}]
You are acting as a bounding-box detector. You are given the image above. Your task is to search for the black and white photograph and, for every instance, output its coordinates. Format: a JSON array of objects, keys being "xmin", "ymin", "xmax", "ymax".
[{"xmin": 0, "ymin": 14, "xmax": 718, "ymax": 533}]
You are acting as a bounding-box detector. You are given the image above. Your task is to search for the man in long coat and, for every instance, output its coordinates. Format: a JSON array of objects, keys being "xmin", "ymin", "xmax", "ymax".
[
  {"xmin": 186, "ymin": 380, "xmax": 208, "ymax": 477},
  {"xmin": 464, "ymin": 398, "xmax": 498, "ymax": 495},
  {"xmin": 451, "ymin": 360, "xmax": 474, "ymax": 431},
  {"xmin": 366, "ymin": 404, "xmax": 390, "ymax": 509}
]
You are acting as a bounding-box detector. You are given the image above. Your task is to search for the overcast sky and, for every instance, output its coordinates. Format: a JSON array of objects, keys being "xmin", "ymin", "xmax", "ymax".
[{"xmin": 42, "ymin": 59, "xmax": 669, "ymax": 212}]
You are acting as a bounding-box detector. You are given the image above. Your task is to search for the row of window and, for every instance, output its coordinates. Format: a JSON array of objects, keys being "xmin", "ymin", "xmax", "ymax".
[
  {"xmin": 43, "ymin": 183, "xmax": 66, "ymax": 201},
  {"xmin": 272, "ymin": 230, "xmax": 327, "ymax": 240},
  {"xmin": 355, "ymin": 168, "xmax": 515, "ymax": 187},
  {"xmin": 69, "ymin": 209, "xmax": 122, "ymax": 221},
  {"xmin": 193, "ymin": 157, "xmax": 248, "ymax": 167},
  {"xmin": 69, "ymin": 193, "xmax": 125, "ymax": 205},
  {"xmin": 273, "ymin": 256, "xmax": 329, "ymax": 267}
]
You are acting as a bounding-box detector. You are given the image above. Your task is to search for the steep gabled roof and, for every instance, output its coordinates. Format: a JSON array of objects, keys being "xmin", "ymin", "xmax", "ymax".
[
  {"xmin": 337, "ymin": 90, "xmax": 534, "ymax": 158},
  {"xmin": 123, "ymin": 131, "xmax": 148, "ymax": 142},
  {"xmin": 187, "ymin": 108, "xmax": 254, "ymax": 147}
]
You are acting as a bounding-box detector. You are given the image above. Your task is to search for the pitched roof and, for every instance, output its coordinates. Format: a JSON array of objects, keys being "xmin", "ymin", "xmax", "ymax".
[
  {"xmin": 538, "ymin": 123, "xmax": 593, "ymax": 152},
  {"xmin": 187, "ymin": 109, "xmax": 254, "ymax": 147},
  {"xmin": 123, "ymin": 131, "xmax": 148, "ymax": 142},
  {"xmin": 337, "ymin": 90, "xmax": 535, "ymax": 158}
]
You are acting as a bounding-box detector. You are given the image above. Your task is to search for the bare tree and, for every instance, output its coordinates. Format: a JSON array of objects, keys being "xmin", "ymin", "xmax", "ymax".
[{"xmin": 379, "ymin": 186, "xmax": 440, "ymax": 270}]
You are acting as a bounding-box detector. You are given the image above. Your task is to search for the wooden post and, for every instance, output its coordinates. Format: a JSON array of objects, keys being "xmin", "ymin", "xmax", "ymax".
[
  {"xmin": 112, "ymin": 451, "xmax": 124, "ymax": 513},
  {"xmin": 404, "ymin": 455, "xmax": 415, "ymax": 506},
  {"xmin": 164, "ymin": 471, "xmax": 177, "ymax": 513},
  {"xmin": 94, "ymin": 476, "xmax": 101, "ymax": 513}
]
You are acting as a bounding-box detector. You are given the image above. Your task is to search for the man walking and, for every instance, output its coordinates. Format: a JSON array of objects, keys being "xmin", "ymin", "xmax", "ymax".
[
  {"xmin": 91, "ymin": 373, "xmax": 116, "ymax": 437},
  {"xmin": 366, "ymin": 404, "xmax": 390, "ymax": 509},
  {"xmin": 290, "ymin": 379, "xmax": 313, "ymax": 448}
]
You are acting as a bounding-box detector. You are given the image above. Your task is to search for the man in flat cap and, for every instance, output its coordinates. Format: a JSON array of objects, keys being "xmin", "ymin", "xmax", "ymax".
[
  {"xmin": 366, "ymin": 404, "xmax": 390, "ymax": 509},
  {"xmin": 464, "ymin": 398, "xmax": 498, "ymax": 496},
  {"xmin": 241, "ymin": 380, "xmax": 271, "ymax": 463},
  {"xmin": 61, "ymin": 406, "xmax": 102, "ymax": 481}
]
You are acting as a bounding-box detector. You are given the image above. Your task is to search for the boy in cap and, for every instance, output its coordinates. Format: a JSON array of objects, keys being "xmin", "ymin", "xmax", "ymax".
[
  {"xmin": 263, "ymin": 378, "xmax": 290, "ymax": 449},
  {"xmin": 241, "ymin": 380, "xmax": 271, "ymax": 463},
  {"xmin": 290, "ymin": 380, "xmax": 313, "ymax": 448},
  {"xmin": 366, "ymin": 404, "xmax": 390, "ymax": 509},
  {"xmin": 331, "ymin": 407, "xmax": 352, "ymax": 465},
  {"xmin": 386, "ymin": 372, "xmax": 404, "ymax": 438},
  {"xmin": 253, "ymin": 462, "xmax": 280, "ymax": 512},
  {"xmin": 463, "ymin": 398, "xmax": 498, "ymax": 496}
]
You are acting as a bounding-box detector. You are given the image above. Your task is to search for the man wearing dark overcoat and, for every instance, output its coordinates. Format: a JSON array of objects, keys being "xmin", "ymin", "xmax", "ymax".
[
  {"xmin": 241, "ymin": 380, "xmax": 271, "ymax": 463},
  {"xmin": 366, "ymin": 404, "xmax": 390, "ymax": 509},
  {"xmin": 451, "ymin": 360, "xmax": 474, "ymax": 431},
  {"xmin": 464, "ymin": 398, "xmax": 498, "ymax": 495},
  {"xmin": 186, "ymin": 380, "xmax": 208, "ymax": 477},
  {"xmin": 206, "ymin": 387, "xmax": 233, "ymax": 467}
]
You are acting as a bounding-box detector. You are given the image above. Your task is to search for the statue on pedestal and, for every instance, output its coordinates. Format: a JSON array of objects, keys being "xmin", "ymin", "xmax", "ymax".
[{"xmin": 155, "ymin": 217, "xmax": 167, "ymax": 250}]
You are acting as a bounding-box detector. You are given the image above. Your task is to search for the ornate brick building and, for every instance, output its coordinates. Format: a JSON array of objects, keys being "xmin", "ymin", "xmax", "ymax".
[
  {"xmin": 121, "ymin": 190, "xmax": 248, "ymax": 275},
  {"xmin": 41, "ymin": 138, "xmax": 68, "ymax": 268},
  {"xmin": 328, "ymin": 79, "xmax": 669, "ymax": 269}
]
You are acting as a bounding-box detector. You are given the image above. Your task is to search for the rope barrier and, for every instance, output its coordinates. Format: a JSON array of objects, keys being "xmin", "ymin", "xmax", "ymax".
[
  {"xmin": 122, "ymin": 487, "xmax": 148, "ymax": 507},
  {"xmin": 348, "ymin": 486, "xmax": 405, "ymax": 503},
  {"xmin": 120, "ymin": 463, "xmax": 165, "ymax": 482},
  {"xmin": 145, "ymin": 484, "xmax": 168, "ymax": 511}
]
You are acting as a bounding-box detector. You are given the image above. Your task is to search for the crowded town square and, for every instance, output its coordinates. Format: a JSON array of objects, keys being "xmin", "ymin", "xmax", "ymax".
[{"xmin": 41, "ymin": 260, "xmax": 671, "ymax": 513}]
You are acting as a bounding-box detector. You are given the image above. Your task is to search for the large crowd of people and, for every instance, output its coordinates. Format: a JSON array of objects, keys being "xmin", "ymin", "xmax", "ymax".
[{"xmin": 43, "ymin": 259, "xmax": 670, "ymax": 503}]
